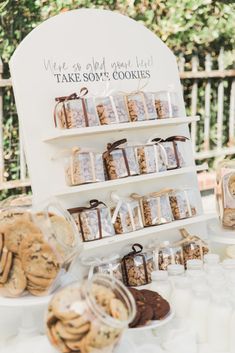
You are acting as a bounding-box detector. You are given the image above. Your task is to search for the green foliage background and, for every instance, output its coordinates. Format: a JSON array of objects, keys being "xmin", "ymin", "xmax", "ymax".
[{"xmin": 0, "ymin": 0, "xmax": 234, "ymax": 198}]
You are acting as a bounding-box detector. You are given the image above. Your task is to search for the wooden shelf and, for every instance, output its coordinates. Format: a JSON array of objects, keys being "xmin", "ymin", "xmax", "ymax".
[
  {"xmin": 43, "ymin": 116, "xmax": 199, "ymax": 143},
  {"xmin": 54, "ymin": 164, "xmax": 207, "ymax": 197},
  {"xmin": 83, "ymin": 213, "xmax": 216, "ymax": 251}
]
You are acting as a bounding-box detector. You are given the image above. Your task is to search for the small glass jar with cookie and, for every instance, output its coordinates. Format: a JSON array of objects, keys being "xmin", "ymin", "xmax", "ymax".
[{"xmin": 45, "ymin": 274, "xmax": 136, "ymax": 353}]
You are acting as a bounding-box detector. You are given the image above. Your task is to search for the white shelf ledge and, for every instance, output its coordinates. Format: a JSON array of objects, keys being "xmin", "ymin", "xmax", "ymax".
[
  {"xmin": 43, "ymin": 116, "xmax": 199, "ymax": 142},
  {"xmin": 208, "ymin": 218, "xmax": 235, "ymax": 245},
  {"xmin": 54, "ymin": 164, "xmax": 207, "ymax": 197},
  {"xmin": 83, "ymin": 213, "xmax": 216, "ymax": 251}
]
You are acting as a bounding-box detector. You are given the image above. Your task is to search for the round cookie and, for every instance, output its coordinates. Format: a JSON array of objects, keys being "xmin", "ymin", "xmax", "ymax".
[
  {"xmin": 4, "ymin": 257, "xmax": 27, "ymax": 297},
  {"xmin": 109, "ymin": 298, "xmax": 128, "ymax": 321},
  {"xmin": 3, "ymin": 219, "xmax": 41, "ymax": 254},
  {"xmin": 136, "ymin": 303, "xmax": 154, "ymax": 327},
  {"xmin": 128, "ymin": 287, "xmax": 146, "ymax": 304},
  {"xmin": 47, "ymin": 324, "xmax": 70, "ymax": 353},
  {"xmin": 55, "ymin": 321, "xmax": 85, "ymax": 340},
  {"xmin": 84, "ymin": 322, "xmax": 120, "ymax": 349},
  {"xmin": 26, "ymin": 273, "xmax": 54, "ymax": 288},
  {"xmin": 19, "ymin": 233, "xmax": 45, "ymax": 258},
  {"xmin": 140, "ymin": 289, "xmax": 170, "ymax": 320},
  {"xmin": 0, "ymin": 209, "xmax": 30, "ymax": 225},
  {"xmin": 0, "ymin": 247, "xmax": 9, "ymax": 274},
  {"xmin": 51, "ymin": 286, "xmax": 82, "ymax": 321},
  {"xmin": 0, "ymin": 252, "xmax": 13, "ymax": 284},
  {"xmin": 21, "ymin": 237, "xmax": 60, "ymax": 279}
]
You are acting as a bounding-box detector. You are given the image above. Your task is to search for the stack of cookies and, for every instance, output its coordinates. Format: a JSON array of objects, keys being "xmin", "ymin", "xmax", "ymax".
[
  {"xmin": 0, "ymin": 208, "xmax": 76, "ymax": 297},
  {"xmin": 46, "ymin": 282, "xmax": 129, "ymax": 353},
  {"xmin": 128, "ymin": 288, "xmax": 170, "ymax": 328}
]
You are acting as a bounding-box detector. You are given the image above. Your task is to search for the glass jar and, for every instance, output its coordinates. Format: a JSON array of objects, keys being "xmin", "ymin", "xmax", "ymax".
[
  {"xmin": 207, "ymin": 290, "xmax": 231, "ymax": 352},
  {"xmin": 189, "ymin": 284, "xmax": 210, "ymax": 343},
  {"xmin": 149, "ymin": 270, "xmax": 172, "ymax": 301},
  {"xmin": 216, "ymin": 160, "xmax": 235, "ymax": 228},
  {"xmin": 121, "ymin": 244, "xmax": 154, "ymax": 287},
  {"xmin": 167, "ymin": 264, "xmax": 185, "ymax": 288},
  {"xmin": 170, "ymin": 277, "xmax": 192, "ymax": 319},
  {"xmin": 0, "ymin": 200, "xmax": 81, "ymax": 297},
  {"xmin": 45, "ymin": 274, "xmax": 136, "ymax": 353}
]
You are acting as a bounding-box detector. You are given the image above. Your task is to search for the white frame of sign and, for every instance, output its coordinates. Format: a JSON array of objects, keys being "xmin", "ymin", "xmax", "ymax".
[{"xmin": 10, "ymin": 9, "xmax": 210, "ymax": 258}]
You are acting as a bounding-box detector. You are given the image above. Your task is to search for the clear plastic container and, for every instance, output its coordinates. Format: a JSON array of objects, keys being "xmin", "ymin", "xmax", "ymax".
[
  {"xmin": 153, "ymin": 91, "xmax": 179, "ymax": 119},
  {"xmin": 54, "ymin": 92, "xmax": 100, "ymax": 129},
  {"xmin": 92, "ymin": 256, "xmax": 123, "ymax": 282},
  {"xmin": 65, "ymin": 149, "xmax": 105, "ymax": 186},
  {"xmin": 140, "ymin": 192, "xmax": 173, "ymax": 227},
  {"xmin": 112, "ymin": 95, "xmax": 129, "ymax": 123},
  {"xmin": 216, "ymin": 160, "xmax": 235, "ymax": 228},
  {"xmin": 111, "ymin": 198, "xmax": 143, "ymax": 234},
  {"xmin": 0, "ymin": 200, "xmax": 81, "ymax": 297},
  {"xmin": 96, "ymin": 96, "xmax": 119, "ymax": 125},
  {"xmin": 45, "ymin": 274, "xmax": 136, "ymax": 353},
  {"xmin": 135, "ymin": 144, "xmax": 167, "ymax": 174},
  {"xmin": 169, "ymin": 189, "xmax": 197, "ymax": 220},
  {"xmin": 125, "ymin": 92, "xmax": 148, "ymax": 121},
  {"xmin": 103, "ymin": 139, "xmax": 140, "ymax": 180},
  {"xmin": 143, "ymin": 92, "xmax": 158, "ymax": 120},
  {"xmin": 154, "ymin": 241, "xmax": 184, "ymax": 270},
  {"xmin": 68, "ymin": 200, "xmax": 115, "ymax": 242},
  {"xmin": 121, "ymin": 244, "xmax": 154, "ymax": 287}
]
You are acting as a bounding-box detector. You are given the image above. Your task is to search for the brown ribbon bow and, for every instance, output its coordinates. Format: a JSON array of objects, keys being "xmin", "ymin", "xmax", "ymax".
[
  {"xmin": 103, "ymin": 139, "xmax": 131, "ymax": 177},
  {"xmin": 121, "ymin": 243, "xmax": 149, "ymax": 286},
  {"xmin": 54, "ymin": 87, "xmax": 89, "ymax": 128},
  {"xmin": 68, "ymin": 199, "xmax": 106, "ymax": 242},
  {"xmin": 151, "ymin": 136, "xmax": 189, "ymax": 169}
]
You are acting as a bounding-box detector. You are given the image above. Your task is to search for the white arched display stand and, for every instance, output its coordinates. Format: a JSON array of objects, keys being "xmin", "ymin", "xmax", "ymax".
[
  {"xmin": 2, "ymin": 8, "xmax": 215, "ymax": 353},
  {"xmin": 9, "ymin": 9, "xmax": 211, "ymax": 259}
]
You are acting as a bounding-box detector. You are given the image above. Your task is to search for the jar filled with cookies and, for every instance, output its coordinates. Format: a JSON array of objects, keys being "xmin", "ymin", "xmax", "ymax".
[
  {"xmin": 46, "ymin": 274, "xmax": 136, "ymax": 353},
  {"xmin": 65, "ymin": 147, "xmax": 105, "ymax": 186},
  {"xmin": 132, "ymin": 190, "xmax": 173, "ymax": 227},
  {"xmin": 179, "ymin": 229, "xmax": 209, "ymax": 268},
  {"xmin": 0, "ymin": 200, "xmax": 81, "ymax": 297},
  {"xmin": 153, "ymin": 90, "xmax": 179, "ymax": 119},
  {"xmin": 111, "ymin": 194, "xmax": 143, "ymax": 235},
  {"xmin": 152, "ymin": 241, "xmax": 184, "ymax": 270},
  {"xmin": 135, "ymin": 143, "xmax": 167, "ymax": 174},
  {"xmin": 68, "ymin": 200, "xmax": 115, "ymax": 242},
  {"xmin": 216, "ymin": 160, "xmax": 235, "ymax": 228},
  {"xmin": 103, "ymin": 139, "xmax": 139, "ymax": 180},
  {"xmin": 54, "ymin": 89, "xmax": 100, "ymax": 129},
  {"xmin": 169, "ymin": 188, "xmax": 197, "ymax": 220},
  {"xmin": 121, "ymin": 244, "xmax": 155, "ymax": 286}
]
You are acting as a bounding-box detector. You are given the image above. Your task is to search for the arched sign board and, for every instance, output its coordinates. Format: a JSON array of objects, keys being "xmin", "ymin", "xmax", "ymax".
[{"xmin": 10, "ymin": 9, "xmax": 207, "ymax": 256}]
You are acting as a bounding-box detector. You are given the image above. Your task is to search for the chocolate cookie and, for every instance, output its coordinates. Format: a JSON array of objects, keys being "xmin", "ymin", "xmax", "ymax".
[
  {"xmin": 136, "ymin": 303, "xmax": 154, "ymax": 326},
  {"xmin": 140, "ymin": 289, "xmax": 170, "ymax": 320},
  {"xmin": 4, "ymin": 257, "xmax": 27, "ymax": 297}
]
